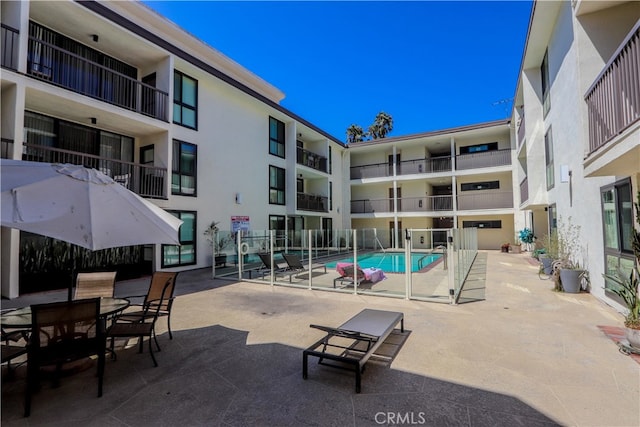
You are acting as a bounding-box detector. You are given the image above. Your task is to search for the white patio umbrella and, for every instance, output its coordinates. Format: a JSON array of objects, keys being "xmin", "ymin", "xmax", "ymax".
[{"xmin": 1, "ymin": 159, "xmax": 183, "ymax": 298}]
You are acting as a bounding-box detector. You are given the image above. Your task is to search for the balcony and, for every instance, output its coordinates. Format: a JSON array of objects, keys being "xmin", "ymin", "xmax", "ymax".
[
  {"xmin": 585, "ymin": 21, "xmax": 640, "ymax": 154},
  {"xmin": 296, "ymin": 147, "xmax": 327, "ymax": 173},
  {"xmin": 351, "ymin": 196, "xmax": 453, "ymax": 214},
  {"xmin": 457, "ymin": 191, "xmax": 513, "ymax": 210},
  {"xmin": 26, "ymin": 35, "xmax": 168, "ymax": 121},
  {"xmin": 350, "ymin": 156, "xmax": 452, "ymax": 180},
  {"xmin": 297, "ymin": 192, "xmax": 328, "ymax": 212},
  {"xmin": 1, "ymin": 138, "xmax": 13, "ymax": 159},
  {"xmin": 1, "ymin": 23, "xmax": 19, "ymax": 70},
  {"xmin": 520, "ymin": 177, "xmax": 529, "ymax": 205},
  {"xmin": 455, "ymin": 149, "xmax": 512, "ymax": 171},
  {"xmin": 22, "ymin": 143, "xmax": 167, "ymax": 199}
]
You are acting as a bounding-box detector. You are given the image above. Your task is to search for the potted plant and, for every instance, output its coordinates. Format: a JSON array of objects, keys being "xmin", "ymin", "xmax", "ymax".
[
  {"xmin": 604, "ymin": 191, "xmax": 640, "ymax": 348},
  {"xmin": 518, "ymin": 228, "xmax": 534, "ymax": 252},
  {"xmin": 501, "ymin": 242, "xmax": 510, "ymax": 253},
  {"xmin": 537, "ymin": 230, "xmax": 560, "ymax": 276},
  {"xmin": 552, "ymin": 219, "xmax": 587, "ymax": 293},
  {"xmin": 204, "ymin": 221, "xmax": 232, "ymax": 267}
]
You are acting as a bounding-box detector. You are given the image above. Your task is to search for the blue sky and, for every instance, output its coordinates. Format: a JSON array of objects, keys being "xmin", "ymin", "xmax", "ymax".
[{"xmin": 144, "ymin": 1, "xmax": 533, "ymax": 141}]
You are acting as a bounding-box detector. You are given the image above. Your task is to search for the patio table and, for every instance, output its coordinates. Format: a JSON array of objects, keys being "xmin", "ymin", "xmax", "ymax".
[{"xmin": 1, "ymin": 297, "xmax": 130, "ymax": 329}]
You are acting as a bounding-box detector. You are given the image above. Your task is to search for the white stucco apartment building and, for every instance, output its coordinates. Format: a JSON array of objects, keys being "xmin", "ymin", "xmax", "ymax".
[
  {"xmin": 513, "ymin": 0, "xmax": 639, "ymax": 309},
  {"xmin": 348, "ymin": 120, "xmax": 517, "ymax": 251},
  {"xmin": 0, "ymin": 0, "xmax": 349, "ymax": 298}
]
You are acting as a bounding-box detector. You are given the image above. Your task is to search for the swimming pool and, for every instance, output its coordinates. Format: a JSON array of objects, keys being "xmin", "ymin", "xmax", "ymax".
[{"xmin": 325, "ymin": 252, "xmax": 442, "ymax": 273}]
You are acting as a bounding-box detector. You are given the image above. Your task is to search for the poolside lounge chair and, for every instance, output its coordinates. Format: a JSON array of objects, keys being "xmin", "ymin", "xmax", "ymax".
[
  {"xmin": 333, "ymin": 264, "xmax": 366, "ymax": 288},
  {"xmin": 302, "ymin": 308, "xmax": 404, "ymax": 393},
  {"xmin": 256, "ymin": 252, "xmax": 289, "ymax": 279},
  {"xmin": 282, "ymin": 253, "xmax": 327, "ymax": 282}
]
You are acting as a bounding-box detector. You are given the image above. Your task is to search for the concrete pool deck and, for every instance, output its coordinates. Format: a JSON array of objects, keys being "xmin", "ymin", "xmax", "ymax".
[{"xmin": 1, "ymin": 250, "xmax": 639, "ymax": 426}]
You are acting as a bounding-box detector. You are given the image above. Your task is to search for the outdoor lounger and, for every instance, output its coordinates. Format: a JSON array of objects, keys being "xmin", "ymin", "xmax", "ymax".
[
  {"xmin": 302, "ymin": 308, "xmax": 404, "ymax": 393},
  {"xmin": 333, "ymin": 262, "xmax": 386, "ymax": 288},
  {"xmin": 282, "ymin": 253, "xmax": 327, "ymax": 282}
]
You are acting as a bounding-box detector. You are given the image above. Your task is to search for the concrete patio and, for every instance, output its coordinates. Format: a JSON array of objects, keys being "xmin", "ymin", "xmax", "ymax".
[{"xmin": 1, "ymin": 250, "xmax": 639, "ymax": 426}]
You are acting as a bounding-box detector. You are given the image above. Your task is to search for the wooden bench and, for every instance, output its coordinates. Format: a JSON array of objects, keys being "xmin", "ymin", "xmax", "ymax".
[{"xmin": 302, "ymin": 309, "xmax": 404, "ymax": 393}]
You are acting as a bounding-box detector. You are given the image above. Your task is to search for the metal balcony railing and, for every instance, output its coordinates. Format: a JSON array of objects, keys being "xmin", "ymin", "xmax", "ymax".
[
  {"xmin": 296, "ymin": 147, "xmax": 327, "ymax": 173},
  {"xmin": 22, "ymin": 143, "xmax": 167, "ymax": 199},
  {"xmin": 585, "ymin": 21, "xmax": 640, "ymax": 154},
  {"xmin": 27, "ymin": 37, "xmax": 169, "ymax": 121},
  {"xmin": 1, "ymin": 23, "xmax": 19, "ymax": 70},
  {"xmin": 350, "ymin": 195, "xmax": 453, "ymax": 213},
  {"xmin": 1, "ymin": 138, "xmax": 14, "ymax": 159},
  {"xmin": 520, "ymin": 177, "xmax": 529, "ymax": 204},
  {"xmin": 455, "ymin": 149, "xmax": 512, "ymax": 170},
  {"xmin": 457, "ymin": 191, "xmax": 513, "ymax": 210},
  {"xmin": 350, "ymin": 156, "xmax": 452, "ymax": 179},
  {"xmin": 297, "ymin": 192, "xmax": 328, "ymax": 212}
]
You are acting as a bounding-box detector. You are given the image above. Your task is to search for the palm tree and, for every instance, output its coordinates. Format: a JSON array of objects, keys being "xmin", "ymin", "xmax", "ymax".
[
  {"xmin": 368, "ymin": 111, "xmax": 394, "ymax": 139},
  {"xmin": 346, "ymin": 124, "xmax": 366, "ymax": 144}
]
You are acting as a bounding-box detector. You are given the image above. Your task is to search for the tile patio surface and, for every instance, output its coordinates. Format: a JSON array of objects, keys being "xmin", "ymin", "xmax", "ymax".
[{"xmin": 1, "ymin": 250, "xmax": 639, "ymax": 426}]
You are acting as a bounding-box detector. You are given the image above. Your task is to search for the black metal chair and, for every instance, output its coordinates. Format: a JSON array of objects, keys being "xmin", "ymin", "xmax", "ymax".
[
  {"xmin": 115, "ymin": 271, "xmax": 178, "ymax": 339},
  {"xmin": 25, "ymin": 298, "xmax": 106, "ymax": 417},
  {"xmin": 107, "ymin": 277, "xmax": 173, "ymax": 367}
]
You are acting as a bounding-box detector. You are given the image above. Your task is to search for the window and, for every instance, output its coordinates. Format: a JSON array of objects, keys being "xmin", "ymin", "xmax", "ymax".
[
  {"xmin": 459, "ymin": 142, "xmax": 498, "ymax": 154},
  {"xmin": 269, "ymin": 215, "xmax": 285, "ymax": 231},
  {"xmin": 541, "ymin": 49, "xmax": 551, "ymax": 117},
  {"xmin": 173, "ymin": 70, "xmax": 197, "ymax": 129},
  {"xmin": 269, "ymin": 165, "xmax": 285, "ymax": 205},
  {"xmin": 602, "ymin": 179, "xmax": 634, "ymax": 295},
  {"xmin": 461, "ymin": 181, "xmax": 500, "ymax": 191},
  {"xmin": 462, "ymin": 220, "xmax": 502, "ymax": 229},
  {"xmin": 328, "ymin": 146, "xmax": 332, "ymax": 174},
  {"xmin": 544, "ymin": 128, "xmax": 554, "ymax": 190},
  {"xmin": 269, "ymin": 117, "xmax": 285, "ymax": 158},
  {"xmin": 172, "ymin": 140, "xmax": 197, "ymax": 196},
  {"xmin": 162, "ymin": 211, "xmax": 196, "ymax": 267},
  {"xmin": 329, "ymin": 181, "xmax": 333, "ymax": 211}
]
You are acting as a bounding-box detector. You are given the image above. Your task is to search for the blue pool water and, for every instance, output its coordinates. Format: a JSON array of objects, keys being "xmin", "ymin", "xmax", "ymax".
[{"xmin": 325, "ymin": 252, "xmax": 442, "ymax": 273}]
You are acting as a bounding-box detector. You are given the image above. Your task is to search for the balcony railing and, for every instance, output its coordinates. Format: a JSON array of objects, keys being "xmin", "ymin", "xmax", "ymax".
[
  {"xmin": 350, "ymin": 156, "xmax": 452, "ymax": 179},
  {"xmin": 297, "ymin": 192, "xmax": 328, "ymax": 212},
  {"xmin": 1, "ymin": 138, "xmax": 14, "ymax": 159},
  {"xmin": 351, "ymin": 196, "xmax": 453, "ymax": 213},
  {"xmin": 1, "ymin": 23, "xmax": 19, "ymax": 70},
  {"xmin": 27, "ymin": 37, "xmax": 168, "ymax": 121},
  {"xmin": 455, "ymin": 149, "xmax": 512, "ymax": 170},
  {"xmin": 520, "ymin": 177, "xmax": 529, "ymax": 204},
  {"xmin": 457, "ymin": 191, "xmax": 513, "ymax": 210},
  {"xmin": 296, "ymin": 147, "xmax": 327, "ymax": 173},
  {"xmin": 585, "ymin": 21, "xmax": 640, "ymax": 154},
  {"xmin": 22, "ymin": 143, "xmax": 167, "ymax": 199}
]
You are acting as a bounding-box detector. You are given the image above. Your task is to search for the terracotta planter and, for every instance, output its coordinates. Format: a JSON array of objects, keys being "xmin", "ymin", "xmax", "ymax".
[{"xmin": 626, "ymin": 328, "xmax": 640, "ymax": 349}]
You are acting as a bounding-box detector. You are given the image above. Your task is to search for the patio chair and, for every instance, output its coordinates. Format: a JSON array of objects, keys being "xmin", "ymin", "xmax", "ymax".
[
  {"xmin": 1, "ymin": 324, "xmax": 29, "ymax": 379},
  {"xmin": 107, "ymin": 277, "xmax": 173, "ymax": 367},
  {"xmin": 74, "ymin": 271, "xmax": 117, "ymax": 300},
  {"xmin": 116, "ymin": 271, "xmax": 178, "ymax": 339},
  {"xmin": 333, "ymin": 264, "xmax": 366, "ymax": 288},
  {"xmin": 25, "ymin": 298, "xmax": 106, "ymax": 417},
  {"xmin": 282, "ymin": 253, "xmax": 327, "ymax": 282},
  {"xmin": 256, "ymin": 252, "xmax": 289, "ymax": 279}
]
